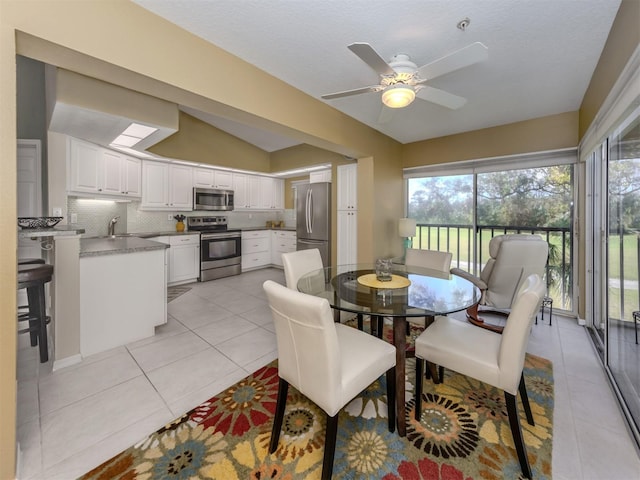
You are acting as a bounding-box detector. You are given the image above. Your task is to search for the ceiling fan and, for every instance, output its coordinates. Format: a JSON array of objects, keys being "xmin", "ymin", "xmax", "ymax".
[{"xmin": 322, "ymin": 42, "xmax": 488, "ymax": 116}]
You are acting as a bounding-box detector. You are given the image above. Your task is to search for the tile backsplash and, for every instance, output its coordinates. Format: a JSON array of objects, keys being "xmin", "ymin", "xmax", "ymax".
[{"xmin": 68, "ymin": 197, "xmax": 295, "ymax": 236}]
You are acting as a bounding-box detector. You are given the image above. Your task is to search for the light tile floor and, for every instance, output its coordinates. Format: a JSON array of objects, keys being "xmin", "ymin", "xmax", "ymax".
[{"xmin": 16, "ymin": 268, "xmax": 640, "ymax": 479}]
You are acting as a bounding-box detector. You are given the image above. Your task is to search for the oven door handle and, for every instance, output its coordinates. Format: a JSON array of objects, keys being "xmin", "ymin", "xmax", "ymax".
[{"xmin": 201, "ymin": 233, "xmax": 241, "ymax": 240}]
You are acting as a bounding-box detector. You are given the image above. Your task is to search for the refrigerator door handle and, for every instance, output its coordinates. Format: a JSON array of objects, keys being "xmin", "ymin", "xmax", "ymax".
[
  {"xmin": 306, "ymin": 188, "xmax": 312, "ymax": 233},
  {"xmin": 308, "ymin": 189, "xmax": 314, "ymax": 233}
]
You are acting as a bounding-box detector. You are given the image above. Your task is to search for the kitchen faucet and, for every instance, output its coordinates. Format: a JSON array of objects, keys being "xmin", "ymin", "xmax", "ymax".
[{"xmin": 108, "ymin": 216, "xmax": 120, "ymax": 236}]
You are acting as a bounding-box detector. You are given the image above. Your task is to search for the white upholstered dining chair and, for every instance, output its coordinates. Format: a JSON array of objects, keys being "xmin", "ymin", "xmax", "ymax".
[
  {"xmin": 403, "ymin": 248, "xmax": 453, "ymax": 330},
  {"xmin": 413, "ymin": 274, "xmax": 545, "ymax": 479},
  {"xmin": 282, "ymin": 248, "xmax": 324, "ymax": 291},
  {"xmin": 405, "ymin": 248, "xmax": 453, "ymax": 274},
  {"xmin": 263, "ymin": 280, "xmax": 396, "ymax": 480}
]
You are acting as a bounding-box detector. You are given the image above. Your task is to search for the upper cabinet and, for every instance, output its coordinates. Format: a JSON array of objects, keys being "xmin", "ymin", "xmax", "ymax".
[
  {"xmin": 65, "ymin": 136, "xmax": 283, "ymax": 210},
  {"xmin": 193, "ymin": 167, "xmax": 233, "ymax": 189},
  {"xmin": 233, "ymin": 173, "xmax": 283, "ymax": 210},
  {"xmin": 141, "ymin": 161, "xmax": 193, "ymax": 210},
  {"xmin": 310, "ymin": 169, "xmax": 332, "ymax": 183},
  {"xmin": 259, "ymin": 176, "xmax": 284, "ymax": 210},
  {"xmin": 68, "ymin": 137, "xmax": 141, "ymax": 198},
  {"xmin": 337, "ymin": 164, "xmax": 357, "ymax": 210}
]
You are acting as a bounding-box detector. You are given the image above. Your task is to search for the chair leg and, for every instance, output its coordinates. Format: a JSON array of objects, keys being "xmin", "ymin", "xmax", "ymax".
[
  {"xmin": 386, "ymin": 367, "xmax": 396, "ymax": 432},
  {"xmin": 376, "ymin": 316, "xmax": 383, "ymax": 339},
  {"xmin": 505, "ymin": 392, "xmax": 532, "ymax": 479},
  {"xmin": 322, "ymin": 413, "xmax": 339, "ymax": 480},
  {"xmin": 415, "ymin": 359, "xmax": 424, "ymax": 421},
  {"xmin": 35, "ymin": 283, "xmax": 49, "ymax": 363},
  {"xmin": 25, "ymin": 287, "xmax": 39, "ymax": 347},
  {"xmin": 357, "ymin": 313, "xmax": 363, "ymax": 331},
  {"xmin": 269, "ymin": 378, "xmax": 289, "ymax": 454},
  {"xmin": 519, "ymin": 374, "xmax": 535, "ymax": 426},
  {"xmin": 438, "ymin": 365, "xmax": 445, "ymax": 384}
]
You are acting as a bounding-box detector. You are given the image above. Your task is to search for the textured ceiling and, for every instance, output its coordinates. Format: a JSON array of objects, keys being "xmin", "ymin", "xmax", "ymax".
[{"xmin": 132, "ymin": 0, "xmax": 621, "ymax": 150}]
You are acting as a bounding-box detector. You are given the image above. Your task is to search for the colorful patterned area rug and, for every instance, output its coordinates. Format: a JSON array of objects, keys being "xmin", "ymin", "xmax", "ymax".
[{"xmin": 80, "ymin": 348, "xmax": 553, "ymax": 479}]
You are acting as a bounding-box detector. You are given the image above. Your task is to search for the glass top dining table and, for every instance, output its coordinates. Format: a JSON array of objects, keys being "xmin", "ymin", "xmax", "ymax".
[{"xmin": 297, "ymin": 263, "xmax": 481, "ymax": 437}]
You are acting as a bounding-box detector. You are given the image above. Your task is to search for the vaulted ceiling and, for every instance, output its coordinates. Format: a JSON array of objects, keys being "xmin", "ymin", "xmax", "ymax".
[{"xmin": 131, "ymin": 0, "xmax": 622, "ymax": 151}]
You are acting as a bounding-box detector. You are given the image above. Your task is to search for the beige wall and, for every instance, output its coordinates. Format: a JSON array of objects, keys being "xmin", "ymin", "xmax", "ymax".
[
  {"xmin": 579, "ymin": 0, "xmax": 640, "ymax": 138},
  {"xmin": 0, "ymin": 15, "xmax": 18, "ymax": 480},
  {"xmin": 150, "ymin": 112, "xmax": 271, "ymax": 171},
  {"xmin": 270, "ymin": 143, "xmax": 345, "ymax": 172},
  {"xmin": 402, "ymin": 111, "xmax": 579, "ymax": 167}
]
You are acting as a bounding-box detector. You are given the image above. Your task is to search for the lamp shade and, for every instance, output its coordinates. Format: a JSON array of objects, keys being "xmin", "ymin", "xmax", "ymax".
[
  {"xmin": 398, "ymin": 218, "xmax": 416, "ymax": 238},
  {"xmin": 382, "ymin": 84, "xmax": 416, "ymax": 108}
]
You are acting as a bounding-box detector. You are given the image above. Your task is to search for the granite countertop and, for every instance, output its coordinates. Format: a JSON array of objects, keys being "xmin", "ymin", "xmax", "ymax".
[
  {"xmin": 18, "ymin": 226, "xmax": 86, "ymax": 238},
  {"xmin": 241, "ymin": 226, "xmax": 296, "ymax": 232},
  {"xmin": 80, "ymin": 236, "xmax": 169, "ymax": 258}
]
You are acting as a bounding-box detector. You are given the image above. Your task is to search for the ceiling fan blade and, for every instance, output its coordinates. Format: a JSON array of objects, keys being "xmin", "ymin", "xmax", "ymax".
[
  {"xmin": 416, "ymin": 42, "xmax": 488, "ymax": 81},
  {"xmin": 348, "ymin": 43, "xmax": 396, "ymax": 76},
  {"xmin": 416, "ymin": 86, "xmax": 467, "ymax": 109},
  {"xmin": 321, "ymin": 85, "xmax": 382, "ymax": 100},
  {"xmin": 377, "ymin": 105, "xmax": 395, "ymax": 124}
]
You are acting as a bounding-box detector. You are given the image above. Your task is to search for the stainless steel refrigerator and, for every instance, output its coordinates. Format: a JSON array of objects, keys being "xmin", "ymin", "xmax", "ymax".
[{"xmin": 296, "ymin": 182, "xmax": 331, "ymax": 266}]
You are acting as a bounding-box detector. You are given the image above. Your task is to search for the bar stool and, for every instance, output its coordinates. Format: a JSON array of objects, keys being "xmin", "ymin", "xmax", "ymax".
[
  {"xmin": 17, "ymin": 263, "xmax": 53, "ymax": 363},
  {"xmin": 536, "ymin": 296, "xmax": 553, "ymax": 326}
]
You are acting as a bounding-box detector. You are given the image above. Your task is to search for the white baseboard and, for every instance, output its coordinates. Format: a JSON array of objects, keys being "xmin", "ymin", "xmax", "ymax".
[
  {"xmin": 53, "ymin": 353, "xmax": 82, "ymax": 371},
  {"xmin": 578, "ymin": 317, "xmax": 586, "ymax": 326}
]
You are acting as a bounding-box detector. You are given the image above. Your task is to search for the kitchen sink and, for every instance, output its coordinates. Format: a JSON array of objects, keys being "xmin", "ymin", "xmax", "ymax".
[{"xmin": 86, "ymin": 233, "xmax": 138, "ymax": 239}]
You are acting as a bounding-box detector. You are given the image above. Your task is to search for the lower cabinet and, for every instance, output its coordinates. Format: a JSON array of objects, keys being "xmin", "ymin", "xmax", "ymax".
[
  {"xmin": 169, "ymin": 234, "xmax": 200, "ymax": 284},
  {"xmin": 242, "ymin": 230, "xmax": 271, "ymax": 271},
  {"xmin": 271, "ymin": 230, "xmax": 297, "ymax": 267},
  {"xmin": 149, "ymin": 234, "xmax": 200, "ymax": 285},
  {"xmin": 80, "ymin": 248, "xmax": 166, "ymax": 357}
]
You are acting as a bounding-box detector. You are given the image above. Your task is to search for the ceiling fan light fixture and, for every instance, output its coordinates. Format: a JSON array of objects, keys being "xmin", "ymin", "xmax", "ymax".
[{"xmin": 381, "ymin": 84, "xmax": 415, "ymax": 108}]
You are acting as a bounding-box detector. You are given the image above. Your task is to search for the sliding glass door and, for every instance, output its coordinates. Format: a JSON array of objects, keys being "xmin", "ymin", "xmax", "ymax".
[
  {"xmin": 606, "ymin": 107, "xmax": 640, "ymax": 435},
  {"xmin": 406, "ymin": 160, "xmax": 575, "ymax": 313}
]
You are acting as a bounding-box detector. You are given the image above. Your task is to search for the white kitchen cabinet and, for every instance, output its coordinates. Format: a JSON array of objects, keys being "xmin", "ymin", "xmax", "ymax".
[
  {"xmin": 337, "ymin": 164, "xmax": 358, "ymax": 264},
  {"xmin": 233, "ymin": 173, "xmax": 249, "ymax": 209},
  {"xmin": 259, "ymin": 176, "xmax": 274, "ymax": 209},
  {"xmin": 100, "ymin": 150, "xmax": 142, "ymax": 198},
  {"xmin": 273, "ymin": 178, "xmax": 284, "ymax": 209},
  {"xmin": 337, "ymin": 210, "xmax": 357, "ymax": 265},
  {"xmin": 234, "ymin": 173, "xmax": 263, "ymax": 209},
  {"xmin": 310, "ymin": 169, "xmax": 332, "ymax": 183},
  {"xmin": 258, "ymin": 176, "xmax": 284, "ymax": 210},
  {"xmin": 194, "ymin": 167, "xmax": 233, "ymax": 189},
  {"xmin": 122, "ymin": 156, "xmax": 142, "ymax": 197},
  {"xmin": 169, "ymin": 164, "xmax": 194, "ymax": 209},
  {"xmin": 68, "ymin": 137, "xmax": 142, "ymax": 198},
  {"xmin": 68, "ymin": 138, "xmax": 101, "ymax": 194},
  {"xmin": 271, "ymin": 230, "xmax": 296, "ymax": 267},
  {"xmin": 247, "ymin": 175, "xmax": 262, "ymax": 209},
  {"xmin": 242, "ymin": 230, "xmax": 271, "ymax": 270},
  {"xmin": 141, "ymin": 161, "xmax": 193, "ymax": 210},
  {"xmin": 168, "ymin": 234, "xmax": 200, "ymax": 284},
  {"xmin": 337, "ymin": 163, "xmax": 357, "ymax": 210}
]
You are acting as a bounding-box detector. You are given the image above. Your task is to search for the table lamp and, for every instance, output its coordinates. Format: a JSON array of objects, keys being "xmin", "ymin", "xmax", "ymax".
[{"xmin": 398, "ymin": 218, "xmax": 416, "ymax": 259}]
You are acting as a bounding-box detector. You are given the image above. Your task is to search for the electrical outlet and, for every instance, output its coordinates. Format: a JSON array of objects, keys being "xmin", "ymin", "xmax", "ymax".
[
  {"xmin": 168, "ymin": 214, "xmax": 173, "ymax": 221},
  {"xmin": 52, "ymin": 207, "xmax": 62, "ymax": 217},
  {"xmin": 70, "ymin": 213, "xmax": 78, "ymax": 224}
]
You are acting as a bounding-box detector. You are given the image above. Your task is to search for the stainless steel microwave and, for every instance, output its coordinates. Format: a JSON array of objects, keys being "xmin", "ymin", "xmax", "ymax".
[{"xmin": 193, "ymin": 187, "xmax": 234, "ymax": 211}]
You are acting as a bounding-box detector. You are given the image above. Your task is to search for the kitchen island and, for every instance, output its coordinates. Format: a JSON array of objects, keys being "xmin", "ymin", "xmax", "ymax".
[{"xmin": 80, "ymin": 236, "xmax": 168, "ymax": 357}]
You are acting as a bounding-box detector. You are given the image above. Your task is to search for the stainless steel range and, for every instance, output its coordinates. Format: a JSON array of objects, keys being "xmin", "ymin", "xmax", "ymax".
[{"xmin": 188, "ymin": 216, "xmax": 241, "ymax": 281}]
